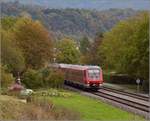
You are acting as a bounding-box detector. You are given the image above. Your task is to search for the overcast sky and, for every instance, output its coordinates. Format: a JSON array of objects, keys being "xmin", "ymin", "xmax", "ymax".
[{"xmin": 4, "ymin": 0, "xmax": 150, "ymax": 10}]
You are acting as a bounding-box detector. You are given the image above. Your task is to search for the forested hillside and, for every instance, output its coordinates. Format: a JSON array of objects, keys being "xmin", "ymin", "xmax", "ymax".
[
  {"xmin": 1, "ymin": 1, "xmax": 138, "ymax": 39},
  {"xmin": 2, "ymin": 0, "xmax": 150, "ymax": 10}
]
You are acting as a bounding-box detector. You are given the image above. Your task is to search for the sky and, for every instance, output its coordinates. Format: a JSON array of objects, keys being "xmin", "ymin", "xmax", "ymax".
[{"xmin": 3, "ymin": 0, "xmax": 150, "ymax": 10}]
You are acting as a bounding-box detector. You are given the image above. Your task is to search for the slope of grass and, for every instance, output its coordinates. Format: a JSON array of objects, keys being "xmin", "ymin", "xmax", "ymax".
[
  {"xmin": 0, "ymin": 96, "xmax": 46, "ymax": 120},
  {"xmin": 0, "ymin": 89, "xmax": 147, "ymax": 121},
  {"xmin": 49, "ymin": 91, "xmax": 146, "ymax": 121},
  {"xmin": 0, "ymin": 95, "xmax": 80, "ymax": 120}
]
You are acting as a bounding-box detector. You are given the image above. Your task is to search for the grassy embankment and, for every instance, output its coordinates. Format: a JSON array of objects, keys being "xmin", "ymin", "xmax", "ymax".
[
  {"xmin": 0, "ymin": 93, "xmax": 80, "ymax": 120},
  {"xmin": 0, "ymin": 89, "xmax": 146, "ymax": 121},
  {"xmin": 39, "ymin": 89, "xmax": 146, "ymax": 121}
]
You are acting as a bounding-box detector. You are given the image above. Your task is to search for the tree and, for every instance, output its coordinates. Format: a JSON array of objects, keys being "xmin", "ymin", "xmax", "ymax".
[
  {"xmin": 100, "ymin": 12, "xmax": 149, "ymax": 80},
  {"xmin": 90, "ymin": 33, "xmax": 104, "ymax": 65},
  {"xmin": 13, "ymin": 17, "xmax": 53, "ymax": 69},
  {"xmin": 81, "ymin": 33, "xmax": 104, "ymax": 65},
  {"xmin": 79, "ymin": 36, "xmax": 91, "ymax": 64},
  {"xmin": 1, "ymin": 16, "xmax": 18, "ymax": 31},
  {"xmin": 1, "ymin": 30, "xmax": 25, "ymax": 74},
  {"xmin": 79, "ymin": 36, "xmax": 90, "ymax": 54},
  {"xmin": 56, "ymin": 37, "xmax": 80, "ymax": 64}
]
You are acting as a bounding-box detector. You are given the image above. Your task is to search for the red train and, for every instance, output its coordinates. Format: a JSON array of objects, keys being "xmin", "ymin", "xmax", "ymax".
[{"xmin": 53, "ymin": 64, "xmax": 103, "ymax": 89}]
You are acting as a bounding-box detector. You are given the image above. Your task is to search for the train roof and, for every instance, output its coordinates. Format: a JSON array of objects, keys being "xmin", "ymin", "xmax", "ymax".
[{"xmin": 59, "ymin": 63, "xmax": 101, "ymax": 70}]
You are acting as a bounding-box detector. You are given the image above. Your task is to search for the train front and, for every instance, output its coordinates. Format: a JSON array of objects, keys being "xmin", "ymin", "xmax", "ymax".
[{"xmin": 85, "ymin": 66, "xmax": 103, "ymax": 89}]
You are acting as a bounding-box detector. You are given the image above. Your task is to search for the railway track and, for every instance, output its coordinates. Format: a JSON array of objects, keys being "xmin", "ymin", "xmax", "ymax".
[
  {"xmin": 64, "ymin": 84, "xmax": 150, "ymax": 119},
  {"xmin": 94, "ymin": 90, "xmax": 149, "ymax": 112},
  {"xmin": 101, "ymin": 86, "xmax": 149, "ymax": 101},
  {"xmin": 95, "ymin": 87, "xmax": 150, "ymax": 119}
]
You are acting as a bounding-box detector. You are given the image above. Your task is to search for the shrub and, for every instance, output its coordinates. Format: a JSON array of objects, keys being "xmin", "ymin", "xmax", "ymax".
[
  {"xmin": 40, "ymin": 68, "xmax": 65, "ymax": 88},
  {"xmin": 22, "ymin": 69, "xmax": 43, "ymax": 89},
  {"xmin": 22, "ymin": 68, "xmax": 64, "ymax": 89},
  {"xmin": 45, "ymin": 69, "xmax": 64, "ymax": 88},
  {"xmin": 33, "ymin": 89, "xmax": 72, "ymax": 98},
  {"xmin": 1, "ymin": 65, "xmax": 14, "ymax": 88}
]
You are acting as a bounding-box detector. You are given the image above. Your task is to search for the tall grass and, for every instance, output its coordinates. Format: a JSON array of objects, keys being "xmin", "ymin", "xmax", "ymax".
[{"xmin": 0, "ymin": 95, "xmax": 80, "ymax": 120}]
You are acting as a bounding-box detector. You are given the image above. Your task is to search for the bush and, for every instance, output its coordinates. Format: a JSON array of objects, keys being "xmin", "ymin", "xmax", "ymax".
[
  {"xmin": 44, "ymin": 69, "xmax": 64, "ymax": 88},
  {"xmin": 22, "ymin": 68, "xmax": 64, "ymax": 89},
  {"xmin": 22, "ymin": 69, "xmax": 43, "ymax": 89},
  {"xmin": 39, "ymin": 68, "xmax": 64, "ymax": 88},
  {"xmin": 34, "ymin": 89, "xmax": 72, "ymax": 98},
  {"xmin": 1, "ymin": 65, "xmax": 14, "ymax": 88}
]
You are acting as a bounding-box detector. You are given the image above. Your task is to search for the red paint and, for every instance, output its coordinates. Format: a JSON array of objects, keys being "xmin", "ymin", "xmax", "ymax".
[{"xmin": 58, "ymin": 64, "xmax": 104, "ymax": 88}]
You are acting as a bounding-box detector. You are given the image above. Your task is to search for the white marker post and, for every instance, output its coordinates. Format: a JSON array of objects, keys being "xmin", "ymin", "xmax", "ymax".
[
  {"xmin": 136, "ymin": 78, "xmax": 140, "ymax": 93},
  {"xmin": 53, "ymin": 48, "xmax": 56, "ymax": 63}
]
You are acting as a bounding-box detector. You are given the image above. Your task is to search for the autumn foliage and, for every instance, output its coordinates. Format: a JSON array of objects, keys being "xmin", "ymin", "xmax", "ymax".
[{"xmin": 13, "ymin": 18, "xmax": 53, "ymax": 69}]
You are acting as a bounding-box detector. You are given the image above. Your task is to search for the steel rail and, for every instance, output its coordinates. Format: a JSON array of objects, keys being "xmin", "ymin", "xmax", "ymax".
[
  {"xmin": 94, "ymin": 91, "xmax": 149, "ymax": 112},
  {"xmin": 64, "ymin": 84, "xmax": 150, "ymax": 119},
  {"xmin": 101, "ymin": 86, "xmax": 149, "ymax": 101}
]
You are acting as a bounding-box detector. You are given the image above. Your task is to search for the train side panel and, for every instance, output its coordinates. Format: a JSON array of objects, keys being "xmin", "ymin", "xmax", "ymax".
[
  {"xmin": 57, "ymin": 63, "xmax": 104, "ymax": 89},
  {"xmin": 65, "ymin": 69, "xmax": 85, "ymax": 86}
]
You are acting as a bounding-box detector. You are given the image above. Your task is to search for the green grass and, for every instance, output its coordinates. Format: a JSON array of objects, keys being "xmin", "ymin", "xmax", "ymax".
[
  {"xmin": 49, "ymin": 90, "xmax": 146, "ymax": 121},
  {"xmin": 0, "ymin": 94, "xmax": 80, "ymax": 120},
  {"xmin": 1, "ymin": 89, "xmax": 147, "ymax": 120}
]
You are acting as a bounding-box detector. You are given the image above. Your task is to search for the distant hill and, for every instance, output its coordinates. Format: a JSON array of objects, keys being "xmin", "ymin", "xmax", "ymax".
[{"xmin": 1, "ymin": 1, "xmax": 139, "ymax": 39}]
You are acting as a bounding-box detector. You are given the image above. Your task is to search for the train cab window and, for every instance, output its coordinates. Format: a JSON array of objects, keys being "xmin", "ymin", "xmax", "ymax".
[{"xmin": 88, "ymin": 69, "xmax": 100, "ymax": 80}]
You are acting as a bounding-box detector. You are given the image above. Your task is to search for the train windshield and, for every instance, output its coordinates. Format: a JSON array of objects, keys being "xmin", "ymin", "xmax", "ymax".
[{"xmin": 88, "ymin": 69, "xmax": 100, "ymax": 80}]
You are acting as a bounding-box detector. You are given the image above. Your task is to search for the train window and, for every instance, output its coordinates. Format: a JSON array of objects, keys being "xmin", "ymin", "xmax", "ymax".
[{"xmin": 88, "ymin": 69, "xmax": 100, "ymax": 80}]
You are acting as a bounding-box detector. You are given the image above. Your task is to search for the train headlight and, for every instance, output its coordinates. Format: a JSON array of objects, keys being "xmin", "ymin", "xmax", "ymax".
[{"xmin": 99, "ymin": 84, "xmax": 102, "ymax": 86}]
